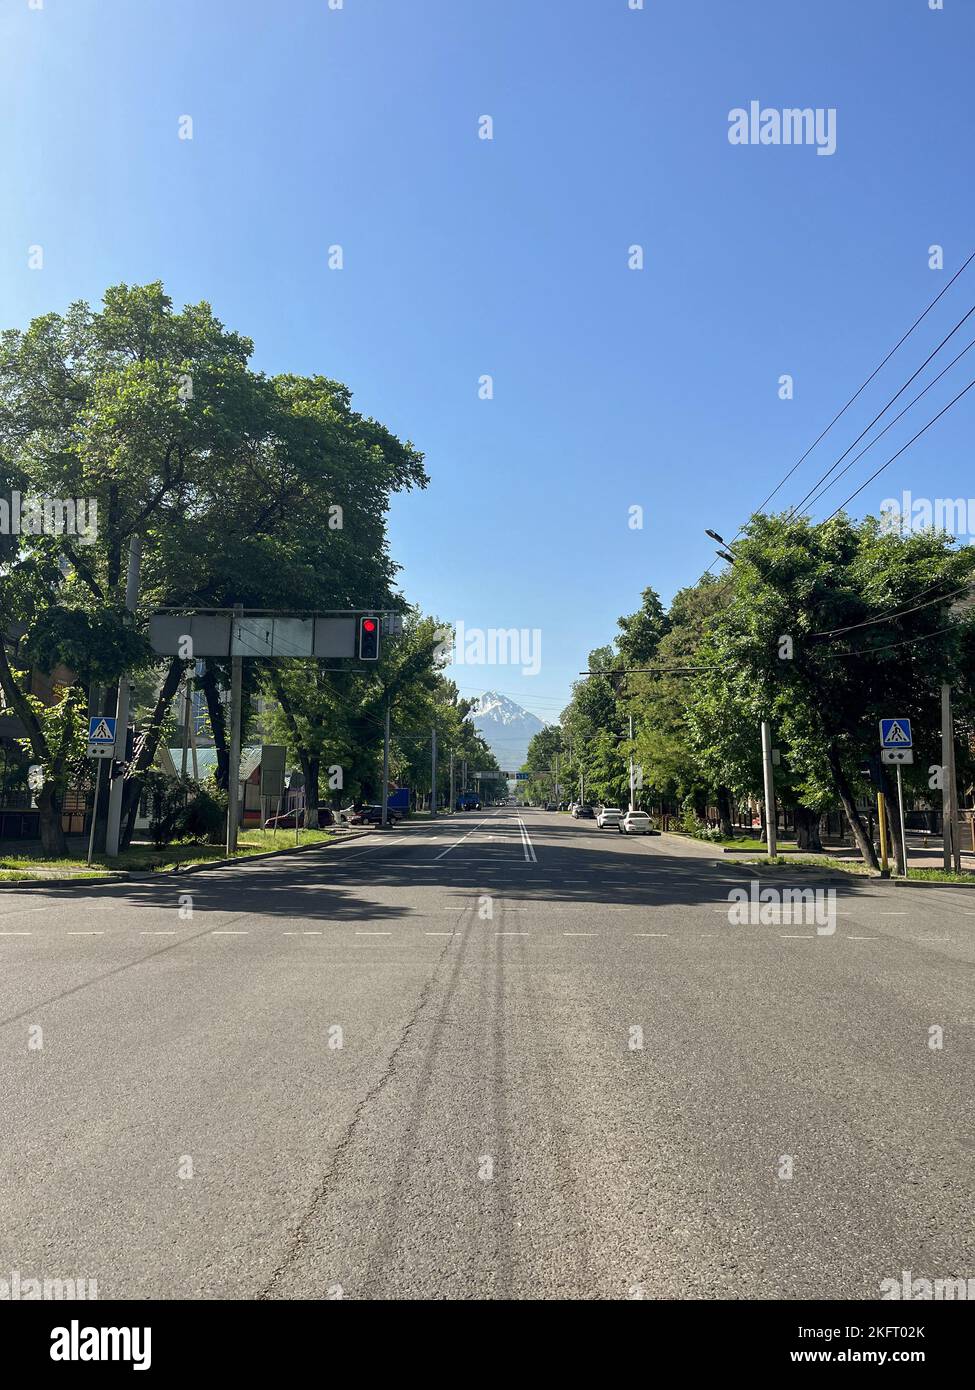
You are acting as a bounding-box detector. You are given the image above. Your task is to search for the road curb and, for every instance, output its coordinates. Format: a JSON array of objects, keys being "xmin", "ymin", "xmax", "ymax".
[
  {"xmin": 722, "ymin": 860, "xmax": 857, "ymax": 887},
  {"xmin": 0, "ymin": 828, "xmax": 374, "ymax": 892}
]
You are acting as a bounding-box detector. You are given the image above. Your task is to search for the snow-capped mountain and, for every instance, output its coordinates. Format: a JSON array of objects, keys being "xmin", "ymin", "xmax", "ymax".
[{"xmin": 470, "ymin": 691, "xmax": 548, "ymax": 771}]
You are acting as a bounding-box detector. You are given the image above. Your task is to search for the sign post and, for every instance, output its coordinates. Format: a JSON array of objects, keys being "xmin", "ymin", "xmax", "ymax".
[
  {"xmin": 84, "ymin": 718, "xmax": 117, "ymax": 868},
  {"xmin": 880, "ymin": 719, "xmax": 913, "ymax": 877}
]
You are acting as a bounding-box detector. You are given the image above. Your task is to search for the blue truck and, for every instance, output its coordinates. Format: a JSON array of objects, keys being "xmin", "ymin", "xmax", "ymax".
[{"xmin": 455, "ymin": 792, "xmax": 481, "ymax": 811}]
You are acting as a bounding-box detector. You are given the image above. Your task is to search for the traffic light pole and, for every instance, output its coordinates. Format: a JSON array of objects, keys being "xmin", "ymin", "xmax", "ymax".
[
  {"xmin": 226, "ymin": 606, "xmax": 244, "ymax": 856},
  {"xmin": 941, "ymin": 684, "xmax": 961, "ymax": 873},
  {"xmin": 86, "ymin": 759, "xmax": 103, "ymax": 868},
  {"xmin": 876, "ymin": 792, "xmax": 890, "ymax": 877},
  {"xmin": 761, "ymin": 721, "xmax": 777, "ymax": 860},
  {"xmin": 381, "ymin": 701, "xmax": 390, "ymax": 827},
  {"xmin": 430, "ymin": 726, "xmax": 438, "ymax": 818},
  {"xmin": 628, "ymin": 714, "xmax": 635, "ymax": 812},
  {"xmin": 105, "ymin": 536, "xmax": 141, "ymax": 857}
]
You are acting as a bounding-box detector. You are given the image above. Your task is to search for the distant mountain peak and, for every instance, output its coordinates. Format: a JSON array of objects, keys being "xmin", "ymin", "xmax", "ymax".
[{"xmin": 471, "ymin": 691, "xmax": 548, "ymax": 768}]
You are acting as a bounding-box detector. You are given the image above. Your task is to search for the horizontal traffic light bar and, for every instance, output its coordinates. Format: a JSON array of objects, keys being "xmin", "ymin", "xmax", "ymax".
[{"xmin": 150, "ymin": 610, "xmax": 401, "ymax": 658}]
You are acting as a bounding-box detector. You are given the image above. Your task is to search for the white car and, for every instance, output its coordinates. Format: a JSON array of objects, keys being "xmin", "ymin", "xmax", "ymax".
[
  {"xmin": 619, "ymin": 810, "xmax": 654, "ymax": 835},
  {"xmin": 596, "ymin": 807, "xmax": 623, "ymax": 829}
]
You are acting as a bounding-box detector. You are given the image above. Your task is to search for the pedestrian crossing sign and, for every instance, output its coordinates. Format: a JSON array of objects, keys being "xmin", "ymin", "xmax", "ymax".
[
  {"xmin": 87, "ymin": 715, "xmax": 118, "ymax": 759},
  {"xmin": 880, "ymin": 718, "xmax": 912, "ymax": 749}
]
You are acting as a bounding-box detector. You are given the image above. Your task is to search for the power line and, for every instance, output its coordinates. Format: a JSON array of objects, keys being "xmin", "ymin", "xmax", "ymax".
[
  {"xmin": 823, "ymin": 373, "xmax": 975, "ymax": 521},
  {"xmin": 811, "ymin": 582, "xmax": 972, "ymax": 637},
  {"xmin": 802, "ymin": 331, "xmax": 975, "ymax": 514},
  {"xmin": 708, "ymin": 247, "xmax": 975, "ymax": 566},
  {"xmin": 831, "ymin": 621, "xmax": 963, "ymax": 657},
  {"xmin": 787, "ymin": 302, "xmax": 975, "ymax": 518}
]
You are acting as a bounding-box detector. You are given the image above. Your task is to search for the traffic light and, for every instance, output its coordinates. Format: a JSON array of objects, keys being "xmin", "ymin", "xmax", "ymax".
[{"xmin": 358, "ymin": 615, "xmax": 380, "ymax": 660}]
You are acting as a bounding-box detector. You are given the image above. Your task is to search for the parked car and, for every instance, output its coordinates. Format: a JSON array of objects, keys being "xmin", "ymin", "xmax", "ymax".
[
  {"xmin": 544, "ymin": 801, "xmax": 557, "ymax": 811},
  {"xmin": 574, "ymin": 804, "xmax": 595, "ymax": 819},
  {"xmin": 357, "ymin": 803, "xmax": 405, "ymax": 825},
  {"xmin": 619, "ymin": 810, "xmax": 655, "ymax": 835},
  {"xmin": 265, "ymin": 806, "xmax": 335, "ymax": 829},
  {"xmin": 596, "ymin": 807, "xmax": 623, "ymax": 829}
]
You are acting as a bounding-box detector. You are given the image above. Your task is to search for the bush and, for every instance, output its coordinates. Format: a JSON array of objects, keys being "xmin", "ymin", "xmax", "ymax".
[{"xmin": 174, "ymin": 785, "xmax": 225, "ymax": 844}]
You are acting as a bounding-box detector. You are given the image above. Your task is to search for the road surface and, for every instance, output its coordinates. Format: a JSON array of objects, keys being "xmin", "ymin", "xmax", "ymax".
[{"xmin": 1, "ymin": 808, "xmax": 972, "ymax": 1299}]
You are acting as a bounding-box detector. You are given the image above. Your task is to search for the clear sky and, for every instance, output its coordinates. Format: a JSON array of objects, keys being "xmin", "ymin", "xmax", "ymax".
[{"xmin": 3, "ymin": 0, "xmax": 973, "ymax": 724}]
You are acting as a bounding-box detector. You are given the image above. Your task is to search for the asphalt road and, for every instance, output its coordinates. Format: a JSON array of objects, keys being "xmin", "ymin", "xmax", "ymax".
[{"xmin": 1, "ymin": 808, "xmax": 972, "ymax": 1300}]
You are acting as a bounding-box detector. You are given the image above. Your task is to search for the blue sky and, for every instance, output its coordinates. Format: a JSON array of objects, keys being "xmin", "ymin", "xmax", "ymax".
[{"xmin": 3, "ymin": 0, "xmax": 973, "ymax": 724}]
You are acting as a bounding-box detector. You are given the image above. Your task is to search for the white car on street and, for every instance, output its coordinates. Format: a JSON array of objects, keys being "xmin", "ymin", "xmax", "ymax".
[
  {"xmin": 619, "ymin": 810, "xmax": 654, "ymax": 835},
  {"xmin": 596, "ymin": 807, "xmax": 623, "ymax": 829}
]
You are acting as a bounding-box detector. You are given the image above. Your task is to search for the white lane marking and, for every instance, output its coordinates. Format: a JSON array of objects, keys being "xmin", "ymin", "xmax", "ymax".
[
  {"xmin": 848, "ymin": 935, "xmax": 879, "ymax": 940},
  {"xmin": 68, "ymin": 931, "xmax": 104, "ymax": 935},
  {"xmin": 635, "ymin": 933, "xmax": 670, "ymax": 938},
  {"xmin": 302, "ymin": 931, "xmax": 322, "ymax": 936},
  {"xmin": 495, "ymin": 932, "xmax": 528, "ymax": 936},
  {"xmin": 213, "ymin": 931, "xmax": 248, "ymax": 936},
  {"xmin": 435, "ymin": 815, "xmax": 493, "ymax": 859},
  {"xmin": 425, "ymin": 931, "xmax": 459, "ymax": 936},
  {"xmin": 140, "ymin": 931, "xmax": 176, "ymax": 936},
  {"xmin": 517, "ymin": 817, "xmax": 538, "ymax": 863},
  {"xmin": 356, "ymin": 931, "xmax": 391, "ymax": 936},
  {"xmin": 780, "ymin": 934, "xmax": 816, "ymax": 939},
  {"xmin": 0, "ymin": 931, "xmax": 32, "ymax": 936},
  {"xmin": 564, "ymin": 932, "xmax": 597, "ymax": 937},
  {"xmin": 0, "ymin": 906, "xmax": 51, "ymax": 918},
  {"xmin": 878, "ymin": 912, "xmax": 907, "ymax": 916}
]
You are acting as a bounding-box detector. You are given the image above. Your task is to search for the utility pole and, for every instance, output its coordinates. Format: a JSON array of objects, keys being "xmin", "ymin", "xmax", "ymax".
[
  {"xmin": 381, "ymin": 700, "xmax": 391, "ymax": 827},
  {"xmin": 760, "ymin": 720, "xmax": 777, "ymax": 859},
  {"xmin": 628, "ymin": 714, "xmax": 635, "ymax": 812},
  {"xmin": 431, "ymin": 725, "xmax": 438, "ymax": 818},
  {"xmin": 226, "ymin": 604, "xmax": 244, "ymax": 855},
  {"xmin": 554, "ymin": 749, "xmax": 559, "ymax": 806},
  {"xmin": 942, "ymin": 684, "xmax": 961, "ymax": 873},
  {"xmin": 105, "ymin": 536, "xmax": 141, "ymax": 857},
  {"xmin": 449, "ymin": 752, "xmax": 455, "ymax": 814}
]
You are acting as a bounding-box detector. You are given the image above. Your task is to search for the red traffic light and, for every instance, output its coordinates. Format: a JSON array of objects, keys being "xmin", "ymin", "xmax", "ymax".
[{"xmin": 358, "ymin": 614, "xmax": 380, "ymax": 660}]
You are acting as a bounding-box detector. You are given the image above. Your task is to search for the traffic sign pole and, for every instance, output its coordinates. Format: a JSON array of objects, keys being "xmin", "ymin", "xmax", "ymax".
[{"xmin": 896, "ymin": 764, "xmax": 909, "ymax": 879}]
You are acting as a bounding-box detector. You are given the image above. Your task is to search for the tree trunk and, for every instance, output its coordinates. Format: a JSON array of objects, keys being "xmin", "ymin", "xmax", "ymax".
[
  {"xmin": 118, "ymin": 656, "xmax": 186, "ymax": 850},
  {"xmin": 37, "ymin": 781, "xmax": 67, "ymax": 857},
  {"xmin": 827, "ymin": 745, "xmax": 879, "ymax": 870},
  {"xmin": 716, "ymin": 786, "xmax": 734, "ymax": 838},
  {"xmin": 200, "ymin": 661, "xmax": 230, "ymax": 790},
  {"xmin": 793, "ymin": 805, "xmax": 823, "ymax": 853},
  {"xmin": 301, "ymin": 755, "xmax": 320, "ymax": 826}
]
